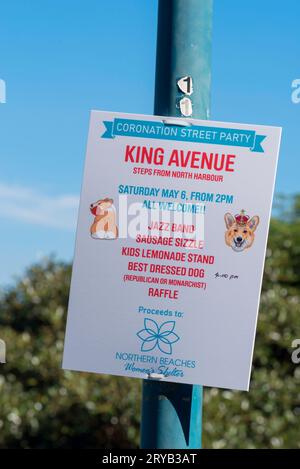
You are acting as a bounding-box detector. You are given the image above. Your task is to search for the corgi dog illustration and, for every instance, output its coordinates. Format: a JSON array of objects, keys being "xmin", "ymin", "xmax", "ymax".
[
  {"xmin": 224, "ymin": 210, "xmax": 259, "ymax": 252},
  {"xmin": 90, "ymin": 197, "xmax": 118, "ymax": 239}
]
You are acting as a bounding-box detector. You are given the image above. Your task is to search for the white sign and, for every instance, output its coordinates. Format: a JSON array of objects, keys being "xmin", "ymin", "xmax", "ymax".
[
  {"xmin": 177, "ymin": 76, "xmax": 193, "ymax": 95},
  {"xmin": 179, "ymin": 97, "xmax": 193, "ymax": 116},
  {"xmin": 63, "ymin": 111, "xmax": 281, "ymax": 391}
]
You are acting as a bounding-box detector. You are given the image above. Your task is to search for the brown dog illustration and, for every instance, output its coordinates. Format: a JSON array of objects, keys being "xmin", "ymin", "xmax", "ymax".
[
  {"xmin": 224, "ymin": 210, "xmax": 259, "ymax": 252},
  {"xmin": 90, "ymin": 198, "xmax": 118, "ymax": 239}
]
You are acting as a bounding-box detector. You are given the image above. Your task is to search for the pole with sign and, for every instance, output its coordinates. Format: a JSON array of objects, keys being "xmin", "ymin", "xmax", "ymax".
[
  {"xmin": 62, "ymin": 0, "xmax": 280, "ymax": 452},
  {"xmin": 140, "ymin": 0, "xmax": 213, "ymax": 449}
]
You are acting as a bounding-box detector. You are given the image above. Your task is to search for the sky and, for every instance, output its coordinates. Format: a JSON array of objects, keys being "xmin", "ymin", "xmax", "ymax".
[{"xmin": 0, "ymin": 0, "xmax": 299, "ymax": 285}]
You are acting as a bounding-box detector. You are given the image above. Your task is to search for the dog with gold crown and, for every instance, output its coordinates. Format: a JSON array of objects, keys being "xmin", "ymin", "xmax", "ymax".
[{"xmin": 224, "ymin": 210, "xmax": 259, "ymax": 252}]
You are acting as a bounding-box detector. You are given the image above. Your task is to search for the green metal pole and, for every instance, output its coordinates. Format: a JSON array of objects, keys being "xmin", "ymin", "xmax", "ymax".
[{"xmin": 140, "ymin": 0, "xmax": 213, "ymax": 449}]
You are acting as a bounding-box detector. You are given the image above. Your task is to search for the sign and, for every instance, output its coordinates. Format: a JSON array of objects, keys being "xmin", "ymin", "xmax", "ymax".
[
  {"xmin": 179, "ymin": 97, "xmax": 193, "ymax": 117},
  {"xmin": 177, "ymin": 76, "xmax": 193, "ymax": 96},
  {"xmin": 62, "ymin": 111, "xmax": 281, "ymax": 391}
]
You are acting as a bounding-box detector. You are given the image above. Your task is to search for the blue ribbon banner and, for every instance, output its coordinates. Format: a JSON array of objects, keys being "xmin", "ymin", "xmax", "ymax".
[{"xmin": 102, "ymin": 118, "xmax": 266, "ymax": 153}]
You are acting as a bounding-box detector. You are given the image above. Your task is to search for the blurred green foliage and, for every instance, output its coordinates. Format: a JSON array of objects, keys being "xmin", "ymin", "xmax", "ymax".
[{"xmin": 0, "ymin": 196, "xmax": 299, "ymax": 448}]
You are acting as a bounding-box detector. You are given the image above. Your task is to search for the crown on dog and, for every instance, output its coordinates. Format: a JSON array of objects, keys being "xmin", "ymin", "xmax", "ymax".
[{"xmin": 234, "ymin": 210, "xmax": 250, "ymax": 226}]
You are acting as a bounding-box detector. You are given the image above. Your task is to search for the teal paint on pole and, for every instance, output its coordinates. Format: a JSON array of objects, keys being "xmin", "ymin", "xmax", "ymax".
[
  {"xmin": 140, "ymin": 0, "xmax": 213, "ymax": 449},
  {"xmin": 154, "ymin": 0, "xmax": 212, "ymax": 119},
  {"xmin": 141, "ymin": 380, "xmax": 203, "ymax": 449}
]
